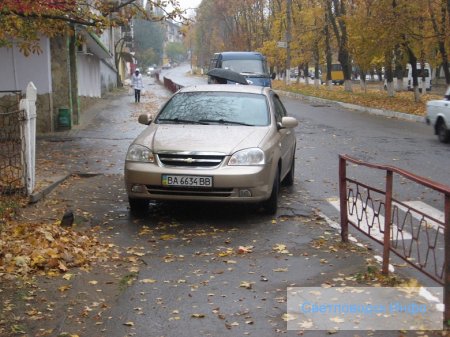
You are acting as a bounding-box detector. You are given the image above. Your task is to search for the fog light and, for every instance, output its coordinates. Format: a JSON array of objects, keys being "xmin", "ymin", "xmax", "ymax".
[
  {"xmin": 239, "ymin": 189, "xmax": 252, "ymax": 197},
  {"xmin": 131, "ymin": 184, "xmax": 146, "ymax": 193}
]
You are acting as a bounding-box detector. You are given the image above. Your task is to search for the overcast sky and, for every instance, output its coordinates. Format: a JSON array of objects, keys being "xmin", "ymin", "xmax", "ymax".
[{"xmin": 178, "ymin": 0, "xmax": 202, "ymax": 11}]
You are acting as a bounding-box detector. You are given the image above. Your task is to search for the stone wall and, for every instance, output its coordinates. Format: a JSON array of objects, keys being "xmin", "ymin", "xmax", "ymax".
[{"xmin": 50, "ymin": 36, "xmax": 71, "ymax": 132}]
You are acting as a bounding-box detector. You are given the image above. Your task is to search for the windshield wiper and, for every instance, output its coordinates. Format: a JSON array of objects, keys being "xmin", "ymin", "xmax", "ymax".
[
  {"xmin": 199, "ymin": 119, "xmax": 253, "ymax": 126},
  {"xmin": 157, "ymin": 118, "xmax": 208, "ymax": 125}
]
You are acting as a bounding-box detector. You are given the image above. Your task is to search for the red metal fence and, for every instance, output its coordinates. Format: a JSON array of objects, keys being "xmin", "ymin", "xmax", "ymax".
[{"xmin": 339, "ymin": 154, "xmax": 450, "ymax": 320}]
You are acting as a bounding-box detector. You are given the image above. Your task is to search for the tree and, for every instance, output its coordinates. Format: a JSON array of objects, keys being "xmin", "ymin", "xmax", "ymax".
[
  {"xmin": 165, "ymin": 42, "xmax": 187, "ymax": 63},
  {"xmin": 326, "ymin": 0, "xmax": 353, "ymax": 92},
  {"xmin": 428, "ymin": 0, "xmax": 450, "ymax": 85},
  {"xmin": 133, "ymin": 19, "xmax": 165, "ymax": 67},
  {"xmin": 0, "ymin": 0, "xmax": 183, "ymax": 56}
]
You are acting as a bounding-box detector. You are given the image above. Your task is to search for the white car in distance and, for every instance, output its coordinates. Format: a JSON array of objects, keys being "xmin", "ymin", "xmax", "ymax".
[{"xmin": 426, "ymin": 86, "xmax": 450, "ymax": 143}]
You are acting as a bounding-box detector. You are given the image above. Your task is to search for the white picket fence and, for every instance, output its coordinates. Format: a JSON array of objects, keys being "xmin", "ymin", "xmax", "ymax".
[{"xmin": 20, "ymin": 82, "xmax": 37, "ymax": 195}]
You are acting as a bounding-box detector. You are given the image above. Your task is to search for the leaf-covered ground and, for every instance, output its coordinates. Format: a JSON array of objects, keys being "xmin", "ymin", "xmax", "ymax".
[{"xmin": 273, "ymin": 80, "xmax": 443, "ymax": 116}]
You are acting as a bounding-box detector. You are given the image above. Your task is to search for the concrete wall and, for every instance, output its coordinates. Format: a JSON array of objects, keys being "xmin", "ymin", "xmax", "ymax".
[
  {"xmin": 77, "ymin": 53, "xmax": 101, "ymax": 97},
  {"xmin": 50, "ymin": 36, "xmax": 72, "ymax": 132},
  {"xmin": 0, "ymin": 39, "xmax": 52, "ymax": 94},
  {"xmin": 100, "ymin": 60, "xmax": 118, "ymax": 95}
]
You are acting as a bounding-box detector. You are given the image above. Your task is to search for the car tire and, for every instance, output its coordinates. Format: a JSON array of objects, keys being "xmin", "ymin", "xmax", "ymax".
[
  {"xmin": 263, "ymin": 169, "xmax": 280, "ymax": 215},
  {"xmin": 437, "ymin": 120, "xmax": 450, "ymax": 143},
  {"xmin": 129, "ymin": 197, "xmax": 149, "ymax": 213},
  {"xmin": 283, "ymin": 154, "xmax": 295, "ymax": 186}
]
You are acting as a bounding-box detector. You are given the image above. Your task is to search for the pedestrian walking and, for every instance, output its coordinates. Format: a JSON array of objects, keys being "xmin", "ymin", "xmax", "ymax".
[{"xmin": 131, "ymin": 69, "xmax": 144, "ymax": 103}]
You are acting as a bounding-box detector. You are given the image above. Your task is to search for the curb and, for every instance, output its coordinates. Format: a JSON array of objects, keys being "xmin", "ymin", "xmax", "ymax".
[
  {"xmin": 29, "ymin": 173, "xmax": 71, "ymax": 204},
  {"xmin": 275, "ymin": 90, "xmax": 426, "ymax": 123}
]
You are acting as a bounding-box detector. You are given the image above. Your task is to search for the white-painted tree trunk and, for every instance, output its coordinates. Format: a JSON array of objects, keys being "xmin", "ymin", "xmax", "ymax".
[
  {"xmin": 344, "ymin": 79, "xmax": 352, "ymax": 92},
  {"xmin": 386, "ymin": 81, "xmax": 395, "ymax": 97}
]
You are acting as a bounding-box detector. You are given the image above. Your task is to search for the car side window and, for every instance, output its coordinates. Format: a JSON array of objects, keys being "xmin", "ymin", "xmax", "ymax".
[{"xmin": 273, "ymin": 95, "xmax": 287, "ymax": 124}]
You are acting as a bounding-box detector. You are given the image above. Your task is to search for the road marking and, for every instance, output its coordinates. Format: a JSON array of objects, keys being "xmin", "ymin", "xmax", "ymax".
[
  {"xmin": 326, "ymin": 197, "xmax": 412, "ymax": 241},
  {"xmin": 394, "ymin": 200, "xmax": 444, "ymax": 231}
]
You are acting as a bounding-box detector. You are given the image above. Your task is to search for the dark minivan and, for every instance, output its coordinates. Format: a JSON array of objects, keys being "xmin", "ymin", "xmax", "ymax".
[{"xmin": 208, "ymin": 51, "xmax": 274, "ymax": 87}]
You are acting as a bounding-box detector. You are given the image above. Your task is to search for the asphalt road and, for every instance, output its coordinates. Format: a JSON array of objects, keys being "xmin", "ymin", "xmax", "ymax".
[
  {"xmin": 3, "ymin": 66, "xmax": 446, "ymax": 337},
  {"xmin": 163, "ymin": 64, "xmax": 450, "ymax": 224}
]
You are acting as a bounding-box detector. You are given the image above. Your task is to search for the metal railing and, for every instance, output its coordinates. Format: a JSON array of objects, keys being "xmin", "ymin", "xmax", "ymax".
[
  {"xmin": 163, "ymin": 77, "xmax": 183, "ymax": 93},
  {"xmin": 339, "ymin": 154, "xmax": 450, "ymax": 321}
]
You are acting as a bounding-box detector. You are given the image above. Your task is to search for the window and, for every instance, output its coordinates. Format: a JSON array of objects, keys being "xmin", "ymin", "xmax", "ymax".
[
  {"xmin": 157, "ymin": 92, "xmax": 270, "ymax": 126},
  {"xmin": 272, "ymin": 95, "xmax": 287, "ymax": 124}
]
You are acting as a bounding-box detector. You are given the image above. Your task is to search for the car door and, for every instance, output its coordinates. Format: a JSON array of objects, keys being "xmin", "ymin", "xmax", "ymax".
[{"xmin": 272, "ymin": 93, "xmax": 294, "ymax": 179}]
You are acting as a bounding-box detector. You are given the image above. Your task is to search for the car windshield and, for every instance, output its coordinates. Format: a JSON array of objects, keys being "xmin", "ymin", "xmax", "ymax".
[
  {"xmin": 155, "ymin": 92, "xmax": 270, "ymax": 126},
  {"xmin": 222, "ymin": 59, "xmax": 266, "ymax": 74}
]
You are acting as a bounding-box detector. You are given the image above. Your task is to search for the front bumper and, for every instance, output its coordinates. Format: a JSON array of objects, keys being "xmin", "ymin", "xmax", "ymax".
[{"xmin": 124, "ymin": 161, "xmax": 274, "ymax": 203}]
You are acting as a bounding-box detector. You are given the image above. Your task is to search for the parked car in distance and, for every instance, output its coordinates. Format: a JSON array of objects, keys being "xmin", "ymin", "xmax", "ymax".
[
  {"xmin": 207, "ymin": 51, "xmax": 275, "ymax": 87},
  {"xmin": 124, "ymin": 85, "xmax": 299, "ymax": 214},
  {"xmin": 426, "ymin": 86, "xmax": 450, "ymax": 143},
  {"xmin": 147, "ymin": 67, "xmax": 156, "ymax": 77}
]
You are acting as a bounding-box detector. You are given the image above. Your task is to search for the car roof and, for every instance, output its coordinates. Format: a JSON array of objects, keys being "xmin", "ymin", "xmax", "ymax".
[
  {"xmin": 217, "ymin": 51, "xmax": 264, "ymax": 60},
  {"xmin": 178, "ymin": 84, "xmax": 270, "ymax": 95}
]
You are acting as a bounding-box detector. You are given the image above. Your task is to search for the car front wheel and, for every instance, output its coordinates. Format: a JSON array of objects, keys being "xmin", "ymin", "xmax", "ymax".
[
  {"xmin": 129, "ymin": 197, "xmax": 149, "ymax": 213},
  {"xmin": 262, "ymin": 169, "xmax": 280, "ymax": 215},
  {"xmin": 437, "ymin": 120, "xmax": 450, "ymax": 143},
  {"xmin": 283, "ymin": 154, "xmax": 295, "ymax": 186}
]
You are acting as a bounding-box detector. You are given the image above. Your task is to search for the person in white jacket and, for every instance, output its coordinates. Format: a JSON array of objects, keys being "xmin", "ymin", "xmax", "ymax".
[{"xmin": 131, "ymin": 69, "xmax": 144, "ymax": 103}]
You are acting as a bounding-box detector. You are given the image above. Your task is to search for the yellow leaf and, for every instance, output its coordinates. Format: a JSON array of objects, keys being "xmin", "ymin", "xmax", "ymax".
[
  {"xmin": 273, "ymin": 268, "xmax": 288, "ymax": 272},
  {"xmin": 191, "ymin": 313, "xmax": 205, "ymax": 318},
  {"xmin": 160, "ymin": 234, "xmax": 176, "ymax": 241},
  {"xmin": 273, "ymin": 243, "xmax": 289, "ymax": 254},
  {"xmin": 58, "ymin": 285, "xmax": 71, "ymax": 292},
  {"xmin": 88, "ymin": 280, "xmax": 98, "ymax": 285},
  {"xmin": 123, "ymin": 321, "xmax": 134, "ymax": 326},
  {"xmin": 240, "ymin": 281, "xmax": 252, "ymax": 289},
  {"xmin": 63, "ymin": 273, "xmax": 74, "ymax": 280},
  {"xmin": 58, "ymin": 262, "xmax": 68, "ymax": 272},
  {"xmin": 140, "ymin": 278, "xmax": 157, "ymax": 284}
]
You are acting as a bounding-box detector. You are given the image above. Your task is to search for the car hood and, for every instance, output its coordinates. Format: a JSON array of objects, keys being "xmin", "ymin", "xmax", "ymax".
[
  {"xmin": 427, "ymin": 99, "xmax": 447, "ymax": 106},
  {"xmin": 134, "ymin": 124, "xmax": 270, "ymax": 154}
]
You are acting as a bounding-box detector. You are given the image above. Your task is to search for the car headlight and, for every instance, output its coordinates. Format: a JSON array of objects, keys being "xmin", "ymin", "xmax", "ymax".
[
  {"xmin": 126, "ymin": 144, "xmax": 155, "ymax": 162},
  {"xmin": 228, "ymin": 148, "xmax": 265, "ymax": 166}
]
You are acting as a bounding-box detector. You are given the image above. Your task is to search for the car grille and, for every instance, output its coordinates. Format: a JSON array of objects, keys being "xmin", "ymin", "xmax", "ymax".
[
  {"xmin": 146, "ymin": 185, "xmax": 233, "ymax": 197},
  {"xmin": 157, "ymin": 153, "xmax": 225, "ymax": 168}
]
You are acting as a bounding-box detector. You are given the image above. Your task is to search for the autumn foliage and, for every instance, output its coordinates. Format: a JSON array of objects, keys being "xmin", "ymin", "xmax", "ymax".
[{"xmin": 0, "ymin": 0, "xmax": 184, "ymax": 55}]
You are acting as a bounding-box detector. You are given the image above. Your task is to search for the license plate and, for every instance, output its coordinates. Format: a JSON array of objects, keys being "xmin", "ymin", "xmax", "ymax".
[{"xmin": 162, "ymin": 175, "xmax": 213, "ymax": 187}]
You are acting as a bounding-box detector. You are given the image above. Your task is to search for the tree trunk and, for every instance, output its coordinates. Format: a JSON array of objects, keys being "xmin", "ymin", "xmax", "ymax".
[
  {"xmin": 360, "ymin": 71, "xmax": 367, "ymax": 92},
  {"xmin": 407, "ymin": 48, "xmax": 421, "ymax": 102},
  {"xmin": 324, "ymin": 8, "xmax": 332, "ymax": 85},
  {"xmin": 385, "ymin": 54, "xmax": 395, "ymax": 97},
  {"xmin": 327, "ymin": 0, "xmax": 352, "ymax": 92}
]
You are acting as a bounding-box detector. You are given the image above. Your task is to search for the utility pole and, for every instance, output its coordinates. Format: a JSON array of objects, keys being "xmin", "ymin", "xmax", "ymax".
[{"xmin": 285, "ymin": 0, "xmax": 292, "ymax": 85}]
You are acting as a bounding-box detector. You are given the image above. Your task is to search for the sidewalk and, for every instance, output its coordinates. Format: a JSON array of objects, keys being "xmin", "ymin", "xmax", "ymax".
[{"xmin": 31, "ymin": 78, "xmax": 171, "ymax": 203}]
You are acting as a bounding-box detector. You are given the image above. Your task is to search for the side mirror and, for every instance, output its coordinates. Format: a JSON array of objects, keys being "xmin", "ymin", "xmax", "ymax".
[
  {"xmin": 138, "ymin": 114, "xmax": 152, "ymax": 125},
  {"xmin": 271, "ymin": 72, "xmax": 276, "ymax": 80},
  {"xmin": 278, "ymin": 116, "xmax": 298, "ymax": 129}
]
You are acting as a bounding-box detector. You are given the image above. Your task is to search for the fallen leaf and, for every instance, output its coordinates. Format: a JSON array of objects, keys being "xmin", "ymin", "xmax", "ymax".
[
  {"xmin": 273, "ymin": 268, "xmax": 288, "ymax": 272},
  {"xmin": 191, "ymin": 313, "xmax": 206, "ymax": 318},
  {"xmin": 240, "ymin": 281, "xmax": 253, "ymax": 289},
  {"xmin": 140, "ymin": 278, "xmax": 157, "ymax": 284},
  {"xmin": 273, "ymin": 243, "xmax": 289, "ymax": 254}
]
